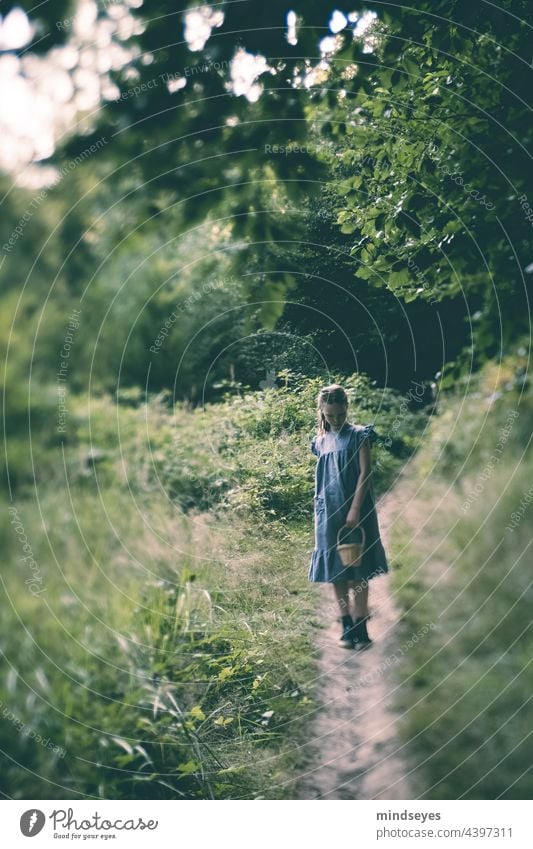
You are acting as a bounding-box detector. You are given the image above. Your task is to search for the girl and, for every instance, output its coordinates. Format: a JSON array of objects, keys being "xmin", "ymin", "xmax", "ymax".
[{"xmin": 309, "ymin": 383, "xmax": 388, "ymax": 648}]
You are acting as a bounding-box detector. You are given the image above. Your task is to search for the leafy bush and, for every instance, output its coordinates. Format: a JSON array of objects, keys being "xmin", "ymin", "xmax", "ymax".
[{"xmin": 144, "ymin": 370, "xmax": 427, "ymax": 521}]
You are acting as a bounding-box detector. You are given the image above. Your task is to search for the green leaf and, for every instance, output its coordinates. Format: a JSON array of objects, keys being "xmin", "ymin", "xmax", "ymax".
[
  {"xmin": 177, "ymin": 760, "xmax": 199, "ymax": 775},
  {"xmin": 218, "ymin": 666, "xmax": 236, "ymax": 681},
  {"xmin": 214, "ymin": 716, "xmax": 234, "ymax": 726},
  {"xmin": 355, "ymin": 265, "xmax": 373, "ymax": 280},
  {"xmin": 340, "ymin": 221, "xmax": 358, "ymax": 234},
  {"xmin": 388, "ymin": 268, "xmax": 410, "ymax": 288},
  {"xmin": 188, "ymin": 705, "xmax": 206, "ymax": 721},
  {"xmin": 402, "ymin": 56, "xmax": 420, "ymax": 77}
]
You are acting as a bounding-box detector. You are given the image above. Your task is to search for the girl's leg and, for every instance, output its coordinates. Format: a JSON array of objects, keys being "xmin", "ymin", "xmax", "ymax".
[
  {"xmin": 333, "ymin": 579, "xmax": 354, "ymax": 647},
  {"xmin": 350, "ymin": 579, "xmax": 372, "ymax": 646},
  {"xmin": 352, "ymin": 579, "xmax": 369, "ymax": 619},
  {"xmin": 332, "ymin": 579, "xmax": 350, "ymax": 617}
]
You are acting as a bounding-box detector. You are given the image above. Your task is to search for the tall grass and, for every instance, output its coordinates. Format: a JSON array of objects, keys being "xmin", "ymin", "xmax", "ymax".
[
  {"xmin": 1, "ymin": 482, "xmax": 323, "ymax": 798},
  {"xmin": 390, "ymin": 352, "xmax": 533, "ymax": 799},
  {"xmin": 1, "ymin": 371, "xmax": 425, "ymax": 798}
]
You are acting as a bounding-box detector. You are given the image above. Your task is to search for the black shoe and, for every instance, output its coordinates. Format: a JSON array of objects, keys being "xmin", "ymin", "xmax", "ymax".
[
  {"xmin": 339, "ymin": 615, "xmax": 355, "ymax": 648},
  {"xmin": 351, "ymin": 616, "xmax": 372, "ymax": 648}
]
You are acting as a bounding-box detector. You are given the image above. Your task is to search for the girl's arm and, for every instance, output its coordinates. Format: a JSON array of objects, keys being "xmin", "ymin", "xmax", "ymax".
[{"xmin": 345, "ymin": 438, "xmax": 372, "ymax": 527}]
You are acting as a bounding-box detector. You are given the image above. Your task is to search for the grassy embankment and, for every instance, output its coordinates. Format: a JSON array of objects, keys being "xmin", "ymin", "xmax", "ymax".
[
  {"xmin": 390, "ymin": 351, "xmax": 533, "ymax": 799},
  {"xmin": 1, "ymin": 372, "xmax": 423, "ymax": 799}
]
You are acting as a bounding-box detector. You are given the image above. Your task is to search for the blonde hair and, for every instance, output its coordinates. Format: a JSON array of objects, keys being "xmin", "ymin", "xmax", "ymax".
[{"xmin": 316, "ymin": 383, "xmax": 349, "ymax": 435}]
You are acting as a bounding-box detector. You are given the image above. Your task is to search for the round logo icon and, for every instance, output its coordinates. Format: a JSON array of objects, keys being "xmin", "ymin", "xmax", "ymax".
[{"xmin": 20, "ymin": 809, "xmax": 46, "ymax": 837}]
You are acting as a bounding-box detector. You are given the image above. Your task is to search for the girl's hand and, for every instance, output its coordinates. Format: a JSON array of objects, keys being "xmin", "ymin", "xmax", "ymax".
[{"xmin": 345, "ymin": 508, "xmax": 360, "ymax": 528}]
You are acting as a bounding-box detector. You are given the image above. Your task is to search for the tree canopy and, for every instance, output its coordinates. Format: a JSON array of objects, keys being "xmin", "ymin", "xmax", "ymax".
[{"xmin": 2, "ymin": 0, "xmax": 530, "ymax": 397}]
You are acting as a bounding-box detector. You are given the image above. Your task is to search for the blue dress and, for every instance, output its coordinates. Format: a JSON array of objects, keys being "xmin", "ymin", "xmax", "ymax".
[{"xmin": 309, "ymin": 422, "xmax": 389, "ymax": 584}]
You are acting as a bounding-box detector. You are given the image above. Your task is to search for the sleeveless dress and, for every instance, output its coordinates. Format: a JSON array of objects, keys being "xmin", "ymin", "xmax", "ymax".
[{"xmin": 308, "ymin": 422, "xmax": 388, "ymax": 584}]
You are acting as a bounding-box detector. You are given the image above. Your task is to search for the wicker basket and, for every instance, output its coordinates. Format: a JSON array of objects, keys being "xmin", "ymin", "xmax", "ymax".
[{"xmin": 337, "ymin": 524, "xmax": 366, "ymax": 568}]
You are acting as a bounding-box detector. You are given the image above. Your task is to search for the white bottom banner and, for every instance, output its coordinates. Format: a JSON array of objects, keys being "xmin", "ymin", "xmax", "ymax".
[{"xmin": 2, "ymin": 800, "xmax": 531, "ymax": 848}]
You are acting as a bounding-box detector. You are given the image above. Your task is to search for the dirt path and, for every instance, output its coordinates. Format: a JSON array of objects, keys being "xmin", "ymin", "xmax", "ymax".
[{"xmin": 296, "ymin": 487, "xmax": 412, "ymax": 800}]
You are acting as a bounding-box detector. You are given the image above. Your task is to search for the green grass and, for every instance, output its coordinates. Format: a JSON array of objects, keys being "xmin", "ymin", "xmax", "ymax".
[
  {"xmin": 1, "ymin": 370, "xmax": 426, "ymax": 798},
  {"xmin": 1, "ymin": 484, "xmax": 319, "ymax": 799},
  {"xmin": 390, "ymin": 353, "xmax": 533, "ymax": 799}
]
